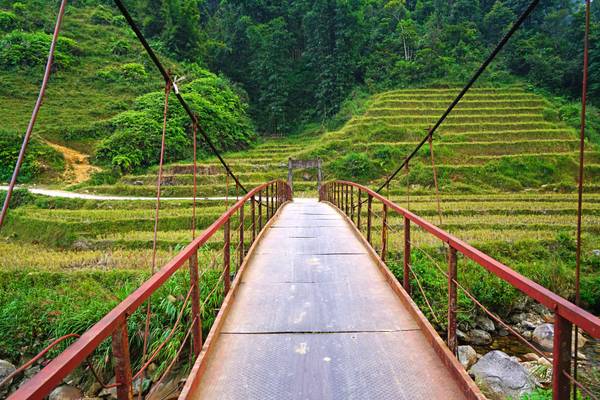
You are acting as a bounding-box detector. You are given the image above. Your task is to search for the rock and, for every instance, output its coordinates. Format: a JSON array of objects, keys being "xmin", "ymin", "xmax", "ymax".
[
  {"xmin": 522, "ymin": 353, "xmax": 540, "ymax": 362},
  {"xmin": 0, "ymin": 359, "xmax": 16, "ymax": 387},
  {"xmin": 466, "ymin": 329, "xmax": 492, "ymax": 345},
  {"xmin": 497, "ymin": 327, "xmax": 509, "ymax": 337},
  {"xmin": 532, "ymin": 323, "xmax": 554, "ymax": 352},
  {"xmin": 512, "ymin": 312, "xmax": 543, "ymax": 326},
  {"xmin": 470, "ymin": 350, "xmax": 535, "ymax": 400},
  {"xmin": 49, "ymin": 385, "xmax": 83, "ymax": 400},
  {"xmin": 476, "ymin": 315, "xmax": 495, "ymax": 332},
  {"xmin": 456, "ymin": 329, "xmax": 468, "ymax": 341},
  {"xmin": 133, "ymin": 180, "xmax": 144, "ymax": 186},
  {"xmin": 592, "ymin": 249, "xmax": 600, "ymax": 257},
  {"xmin": 520, "ymin": 320, "xmax": 536, "ymax": 331},
  {"xmin": 522, "ymin": 330, "xmax": 532, "ymax": 340},
  {"xmin": 458, "ymin": 345, "xmax": 478, "ymax": 369}
]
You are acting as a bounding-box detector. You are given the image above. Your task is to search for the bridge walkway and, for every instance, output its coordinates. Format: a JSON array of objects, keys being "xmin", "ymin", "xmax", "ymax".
[{"xmin": 185, "ymin": 198, "xmax": 470, "ymax": 399}]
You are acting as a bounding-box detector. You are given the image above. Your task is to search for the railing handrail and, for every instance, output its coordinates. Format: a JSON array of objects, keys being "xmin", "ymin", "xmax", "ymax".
[
  {"xmin": 12, "ymin": 179, "xmax": 291, "ymax": 400},
  {"xmin": 323, "ymin": 180, "xmax": 600, "ymax": 339}
]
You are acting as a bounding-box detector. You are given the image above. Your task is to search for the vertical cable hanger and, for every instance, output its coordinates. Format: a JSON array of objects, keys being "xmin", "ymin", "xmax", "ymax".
[{"xmin": 573, "ymin": 0, "xmax": 591, "ymax": 395}]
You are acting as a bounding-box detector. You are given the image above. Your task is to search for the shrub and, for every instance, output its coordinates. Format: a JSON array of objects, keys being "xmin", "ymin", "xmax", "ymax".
[
  {"xmin": 0, "ymin": 130, "xmax": 64, "ymax": 183},
  {"xmin": 0, "ymin": 10, "xmax": 17, "ymax": 32},
  {"xmin": 89, "ymin": 6, "xmax": 113, "ymax": 25},
  {"xmin": 331, "ymin": 152, "xmax": 379, "ymax": 181},
  {"xmin": 0, "ymin": 189, "xmax": 34, "ymax": 209},
  {"xmin": 110, "ymin": 39, "xmax": 131, "ymax": 56},
  {"xmin": 95, "ymin": 68, "xmax": 255, "ymax": 170},
  {"xmin": 0, "ymin": 30, "xmax": 79, "ymax": 69},
  {"xmin": 96, "ymin": 63, "xmax": 147, "ymax": 83}
]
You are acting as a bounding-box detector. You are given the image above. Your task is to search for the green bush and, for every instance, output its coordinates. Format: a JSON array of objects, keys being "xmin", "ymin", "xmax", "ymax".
[
  {"xmin": 89, "ymin": 6, "xmax": 113, "ymax": 25},
  {"xmin": 0, "ymin": 189, "xmax": 34, "ymax": 209},
  {"xmin": 0, "ymin": 10, "xmax": 17, "ymax": 32},
  {"xmin": 331, "ymin": 152, "xmax": 380, "ymax": 181},
  {"xmin": 96, "ymin": 62, "xmax": 147, "ymax": 83},
  {"xmin": 110, "ymin": 39, "xmax": 131, "ymax": 56},
  {"xmin": 0, "ymin": 130, "xmax": 64, "ymax": 183},
  {"xmin": 0, "ymin": 30, "xmax": 80, "ymax": 69},
  {"xmin": 95, "ymin": 68, "xmax": 255, "ymax": 171}
]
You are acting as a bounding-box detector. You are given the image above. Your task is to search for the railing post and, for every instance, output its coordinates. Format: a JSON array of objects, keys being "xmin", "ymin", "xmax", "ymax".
[
  {"xmin": 367, "ymin": 194, "xmax": 372, "ymax": 244},
  {"xmin": 552, "ymin": 313, "xmax": 573, "ymax": 400},
  {"xmin": 403, "ymin": 216, "xmax": 411, "ymax": 295},
  {"xmin": 112, "ymin": 322, "xmax": 133, "ymax": 400},
  {"xmin": 258, "ymin": 191, "xmax": 263, "ymax": 231},
  {"xmin": 189, "ymin": 251, "xmax": 202, "ymax": 357},
  {"xmin": 357, "ymin": 190, "xmax": 362, "ymax": 229},
  {"xmin": 448, "ymin": 246, "xmax": 458, "ymax": 355},
  {"xmin": 350, "ymin": 186, "xmax": 354, "ymax": 223},
  {"xmin": 251, "ymin": 195, "xmax": 256, "ymax": 243},
  {"xmin": 224, "ymin": 219, "xmax": 231, "ymax": 294},
  {"xmin": 265, "ymin": 184, "xmax": 270, "ymax": 221},
  {"xmin": 239, "ymin": 204, "xmax": 244, "ymax": 269},
  {"xmin": 381, "ymin": 203, "xmax": 388, "ymax": 261},
  {"xmin": 272, "ymin": 182, "xmax": 275, "ymax": 216},
  {"xmin": 345, "ymin": 184, "xmax": 349, "ymax": 215}
]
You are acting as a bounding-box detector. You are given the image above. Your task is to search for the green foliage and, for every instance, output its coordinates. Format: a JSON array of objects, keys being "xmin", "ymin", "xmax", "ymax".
[
  {"xmin": 95, "ymin": 69, "xmax": 254, "ymax": 172},
  {"xmin": 0, "ymin": 188, "xmax": 34, "ymax": 209},
  {"xmin": 331, "ymin": 152, "xmax": 379, "ymax": 182},
  {"xmin": 0, "ymin": 30, "xmax": 80, "ymax": 69},
  {"xmin": 520, "ymin": 389, "xmax": 552, "ymax": 400},
  {"xmin": 558, "ymin": 103, "xmax": 600, "ymax": 145},
  {"xmin": 0, "ymin": 130, "xmax": 64, "ymax": 183},
  {"xmin": 0, "ymin": 10, "xmax": 17, "ymax": 32},
  {"xmin": 89, "ymin": 5, "xmax": 114, "ymax": 25},
  {"xmin": 96, "ymin": 62, "xmax": 148, "ymax": 83}
]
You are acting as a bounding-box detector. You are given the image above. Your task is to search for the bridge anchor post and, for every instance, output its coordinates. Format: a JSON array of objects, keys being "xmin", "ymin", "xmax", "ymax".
[
  {"xmin": 381, "ymin": 204, "xmax": 388, "ymax": 261},
  {"xmin": 366, "ymin": 194, "xmax": 373, "ymax": 244}
]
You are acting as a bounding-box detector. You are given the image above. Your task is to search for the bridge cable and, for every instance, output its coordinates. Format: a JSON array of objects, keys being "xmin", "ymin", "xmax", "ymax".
[
  {"xmin": 428, "ymin": 135, "xmax": 443, "ymax": 226},
  {"xmin": 111, "ymin": 0, "xmax": 248, "ymax": 194},
  {"xmin": 0, "ymin": 0, "xmax": 68, "ymax": 229},
  {"xmin": 573, "ymin": 0, "xmax": 591, "ymax": 395},
  {"xmin": 139, "ymin": 80, "xmax": 172, "ymax": 399},
  {"xmin": 373, "ymin": 0, "xmax": 541, "ymax": 194}
]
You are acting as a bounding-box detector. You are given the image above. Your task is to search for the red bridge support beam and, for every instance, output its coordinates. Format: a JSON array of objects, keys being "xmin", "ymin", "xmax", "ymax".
[
  {"xmin": 112, "ymin": 322, "xmax": 133, "ymax": 400},
  {"xmin": 189, "ymin": 252, "xmax": 202, "ymax": 357},
  {"xmin": 552, "ymin": 314, "xmax": 572, "ymax": 400},
  {"xmin": 224, "ymin": 220, "xmax": 231, "ymax": 294}
]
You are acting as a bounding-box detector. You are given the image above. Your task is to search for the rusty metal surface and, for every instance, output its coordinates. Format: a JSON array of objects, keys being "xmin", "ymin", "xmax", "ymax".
[{"xmin": 187, "ymin": 199, "xmax": 471, "ymax": 399}]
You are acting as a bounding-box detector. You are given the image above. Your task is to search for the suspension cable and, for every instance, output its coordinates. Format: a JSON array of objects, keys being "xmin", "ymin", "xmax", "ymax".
[
  {"xmin": 111, "ymin": 0, "xmax": 248, "ymax": 194},
  {"xmin": 374, "ymin": 0, "xmax": 541, "ymax": 194},
  {"xmin": 0, "ymin": 0, "xmax": 68, "ymax": 229},
  {"xmin": 428, "ymin": 135, "xmax": 443, "ymax": 225}
]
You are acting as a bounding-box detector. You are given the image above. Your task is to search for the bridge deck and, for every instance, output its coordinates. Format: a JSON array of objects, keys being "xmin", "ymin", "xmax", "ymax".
[{"xmin": 187, "ymin": 199, "xmax": 470, "ymax": 399}]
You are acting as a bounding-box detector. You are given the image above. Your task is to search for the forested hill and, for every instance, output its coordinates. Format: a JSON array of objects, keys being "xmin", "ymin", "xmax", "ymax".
[{"xmin": 126, "ymin": 0, "xmax": 600, "ymax": 135}]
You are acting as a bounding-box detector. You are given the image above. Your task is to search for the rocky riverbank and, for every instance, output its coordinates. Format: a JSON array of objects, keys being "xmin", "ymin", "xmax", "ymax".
[{"xmin": 456, "ymin": 301, "xmax": 597, "ymax": 399}]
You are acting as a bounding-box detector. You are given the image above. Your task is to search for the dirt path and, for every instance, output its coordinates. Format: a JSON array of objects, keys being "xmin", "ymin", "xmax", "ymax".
[{"xmin": 44, "ymin": 141, "xmax": 100, "ymax": 184}]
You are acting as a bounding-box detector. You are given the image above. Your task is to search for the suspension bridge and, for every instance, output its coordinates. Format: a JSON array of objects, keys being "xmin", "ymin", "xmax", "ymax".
[{"xmin": 0, "ymin": 0, "xmax": 598, "ymax": 398}]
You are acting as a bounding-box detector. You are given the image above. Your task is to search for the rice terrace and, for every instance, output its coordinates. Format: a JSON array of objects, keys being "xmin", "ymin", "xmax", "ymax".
[{"xmin": 0, "ymin": 0, "xmax": 599, "ymax": 399}]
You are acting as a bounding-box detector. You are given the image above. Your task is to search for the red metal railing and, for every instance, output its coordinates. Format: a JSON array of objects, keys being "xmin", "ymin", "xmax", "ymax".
[
  {"xmin": 10, "ymin": 180, "xmax": 292, "ymax": 400},
  {"xmin": 320, "ymin": 180, "xmax": 600, "ymax": 400}
]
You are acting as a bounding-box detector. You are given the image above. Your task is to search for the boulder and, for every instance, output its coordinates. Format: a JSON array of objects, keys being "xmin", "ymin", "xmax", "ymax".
[
  {"xmin": 0, "ymin": 359, "xmax": 16, "ymax": 387},
  {"xmin": 49, "ymin": 385, "xmax": 83, "ymax": 400},
  {"xmin": 458, "ymin": 345, "xmax": 478, "ymax": 370},
  {"xmin": 470, "ymin": 350, "xmax": 535, "ymax": 400},
  {"xmin": 511, "ymin": 312, "xmax": 543, "ymax": 326},
  {"xmin": 522, "ymin": 353, "xmax": 540, "ymax": 362},
  {"xmin": 476, "ymin": 315, "xmax": 495, "ymax": 332},
  {"xmin": 466, "ymin": 329, "xmax": 492, "ymax": 345},
  {"xmin": 532, "ymin": 323, "xmax": 554, "ymax": 351}
]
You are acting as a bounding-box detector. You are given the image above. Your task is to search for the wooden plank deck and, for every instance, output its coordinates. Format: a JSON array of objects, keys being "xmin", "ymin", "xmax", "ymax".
[{"xmin": 184, "ymin": 198, "xmax": 474, "ymax": 399}]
